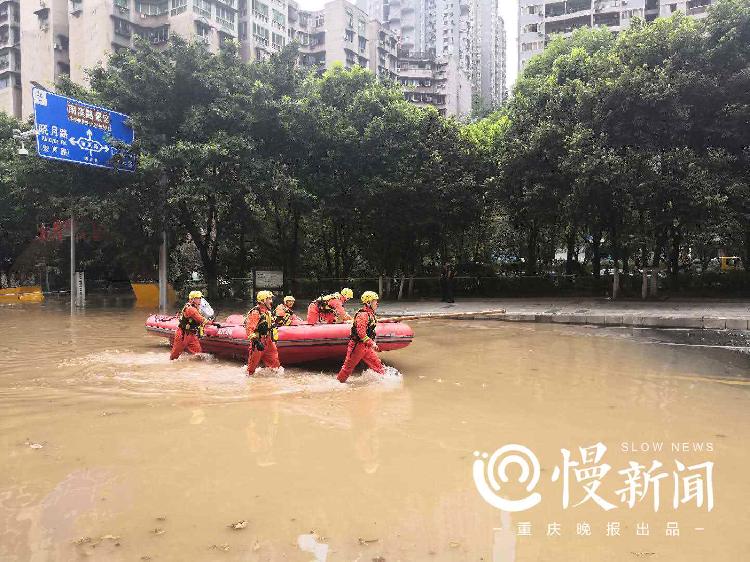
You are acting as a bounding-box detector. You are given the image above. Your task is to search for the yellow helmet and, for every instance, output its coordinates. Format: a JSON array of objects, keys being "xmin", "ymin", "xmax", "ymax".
[
  {"xmin": 256, "ymin": 290, "xmax": 274, "ymax": 302},
  {"xmin": 283, "ymin": 295, "xmax": 295, "ymax": 303},
  {"xmin": 189, "ymin": 290, "xmax": 203, "ymax": 299},
  {"xmin": 341, "ymin": 287, "xmax": 354, "ymax": 299},
  {"xmin": 361, "ymin": 291, "xmax": 379, "ymax": 304}
]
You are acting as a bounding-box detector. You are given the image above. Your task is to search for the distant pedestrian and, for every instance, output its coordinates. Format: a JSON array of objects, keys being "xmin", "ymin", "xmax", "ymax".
[{"xmin": 440, "ymin": 262, "xmax": 456, "ymax": 303}]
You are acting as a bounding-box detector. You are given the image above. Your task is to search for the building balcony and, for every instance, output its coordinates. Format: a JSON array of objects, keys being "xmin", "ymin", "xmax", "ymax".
[
  {"xmin": 194, "ymin": 5, "xmax": 212, "ymax": 18},
  {"xmin": 113, "ymin": 4, "xmax": 130, "ymax": 17},
  {"xmin": 253, "ymin": 10, "xmax": 269, "ymax": 23},
  {"xmin": 216, "ymin": 16, "xmax": 236, "ymax": 31},
  {"xmin": 398, "ymin": 68, "xmax": 434, "ymax": 79}
]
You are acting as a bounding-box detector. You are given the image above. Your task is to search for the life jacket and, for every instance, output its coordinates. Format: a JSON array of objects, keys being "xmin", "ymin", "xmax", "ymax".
[
  {"xmin": 350, "ymin": 307, "xmax": 377, "ymax": 343},
  {"xmin": 315, "ymin": 293, "xmax": 338, "ymax": 313},
  {"xmin": 248, "ymin": 305, "xmax": 277, "ymax": 340},
  {"xmin": 178, "ymin": 303, "xmax": 201, "ymax": 334},
  {"xmin": 275, "ymin": 305, "xmax": 294, "ymax": 327}
]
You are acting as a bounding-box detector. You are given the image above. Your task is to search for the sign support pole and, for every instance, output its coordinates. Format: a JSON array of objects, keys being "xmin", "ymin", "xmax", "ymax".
[
  {"xmin": 70, "ymin": 212, "xmax": 75, "ymax": 313},
  {"xmin": 159, "ymin": 231, "xmax": 167, "ymax": 312}
]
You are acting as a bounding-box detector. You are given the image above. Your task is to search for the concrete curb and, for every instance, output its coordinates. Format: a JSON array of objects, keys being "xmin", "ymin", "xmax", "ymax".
[{"xmin": 472, "ymin": 314, "xmax": 750, "ymax": 331}]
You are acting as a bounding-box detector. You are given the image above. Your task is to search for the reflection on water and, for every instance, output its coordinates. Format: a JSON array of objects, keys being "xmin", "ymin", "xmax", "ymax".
[{"xmin": 0, "ymin": 302, "xmax": 748, "ymax": 561}]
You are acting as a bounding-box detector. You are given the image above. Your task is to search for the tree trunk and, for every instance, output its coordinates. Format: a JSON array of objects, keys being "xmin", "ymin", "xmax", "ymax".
[
  {"xmin": 565, "ymin": 227, "xmax": 576, "ymax": 275},
  {"xmin": 397, "ymin": 275, "xmax": 406, "ymax": 300},
  {"xmin": 289, "ymin": 213, "xmax": 300, "ymax": 294},
  {"xmin": 526, "ymin": 223, "xmax": 538, "ymax": 276},
  {"xmin": 592, "ymin": 229, "xmax": 603, "ymax": 279},
  {"xmin": 652, "ymin": 228, "xmax": 667, "ymax": 268},
  {"xmin": 204, "ymin": 259, "xmax": 218, "ymax": 300},
  {"xmin": 670, "ymin": 225, "xmax": 681, "ymax": 277}
]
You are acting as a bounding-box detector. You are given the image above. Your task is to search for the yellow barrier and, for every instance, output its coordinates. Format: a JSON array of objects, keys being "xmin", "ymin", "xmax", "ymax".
[
  {"xmin": 131, "ymin": 283, "xmax": 177, "ymax": 307},
  {"xmin": 0, "ymin": 286, "xmax": 44, "ymax": 303}
]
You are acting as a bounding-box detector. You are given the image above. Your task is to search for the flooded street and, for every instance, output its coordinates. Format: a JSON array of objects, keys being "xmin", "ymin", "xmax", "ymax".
[{"xmin": 1, "ymin": 302, "xmax": 748, "ymax": 561}]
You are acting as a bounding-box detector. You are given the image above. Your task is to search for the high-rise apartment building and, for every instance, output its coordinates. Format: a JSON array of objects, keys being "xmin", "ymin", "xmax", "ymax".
[
  {"xmin": 2, "ymin": 0, "xmax": 244, "ymax": 120},
  {"xmin": 471, "ymin": 0, "xmax": 506, "ymax": 108},
  {"xmin": 0, "ymin": 1, "xmax": 23, "ymax": 119},
  {"xmin": 239, "ymin": 0, "xmax": 292, "ymax": 62},
  {"xmin": 0, "ymin": 0, "xmax": 500, "ymax": 122},
  {"xmin": 518, "ymin": 0, "xmax": 715, "ymax": 71},
  {"xmin": 295, "ymin": 0, "xmax": 370, "ymax": 70},
  {"xmin": 364, "ymin": 0, "xmax": 506, "ymax": 115}
]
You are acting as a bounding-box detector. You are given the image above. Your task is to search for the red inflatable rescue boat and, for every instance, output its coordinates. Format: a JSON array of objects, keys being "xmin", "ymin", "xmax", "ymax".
[{"xmin": 145, "ymin": 313, "xmax": 414, "ymax": 364}]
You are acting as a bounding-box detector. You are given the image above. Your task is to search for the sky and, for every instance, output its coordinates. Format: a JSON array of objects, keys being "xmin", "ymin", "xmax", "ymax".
[{"xmin": 295, "ymin": 0, "xmax": 519, "ymax": 87}]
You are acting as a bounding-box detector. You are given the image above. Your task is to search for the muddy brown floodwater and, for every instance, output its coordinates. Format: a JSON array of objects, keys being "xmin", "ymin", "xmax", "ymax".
[{"xmin": 0, "ymin": 303, "xmax": 748, "ymax": 561}]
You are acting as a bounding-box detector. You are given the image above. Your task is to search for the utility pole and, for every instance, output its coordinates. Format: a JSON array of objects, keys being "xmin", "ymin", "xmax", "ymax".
[
  {"xmin": 158, "ymin": 173, "xmax": 168, "ymax": 312},
  {"xmin": 70, "ymin": 213, "xmax": 75, "ymax": 312}
]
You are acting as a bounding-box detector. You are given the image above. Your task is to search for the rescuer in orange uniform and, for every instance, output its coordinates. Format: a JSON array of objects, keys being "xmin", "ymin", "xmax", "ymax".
[
  {"xmin": 337, "ymin": 291, "xmax": 385, "ymax": 383},
  {"xmin": 306, "ymin": 287, "xmax": 354, "ymax": 324},
  {"xmin": 170, "ymin": 290, "xmax": 212, "ymax": 360},
  {"xmin": 275, "ymin": 295, "xmax": 303, "ymax": 326},
  {"xmin": 246, "ymin": 290, "xmax": 282, "ymax": 376}
]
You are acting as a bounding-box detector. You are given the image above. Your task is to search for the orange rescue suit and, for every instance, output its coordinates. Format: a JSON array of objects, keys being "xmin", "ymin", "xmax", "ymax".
[
  {"xmin": 170, "ymin": 303, "xmax": 207, "ymax": 360},
  {"xmin": 337, "ymin": 306, "xmax": 384, "ymax": 382},
  {"xmin": 246, "ymin": 303, "xmax": 281, "ymax": 375}
]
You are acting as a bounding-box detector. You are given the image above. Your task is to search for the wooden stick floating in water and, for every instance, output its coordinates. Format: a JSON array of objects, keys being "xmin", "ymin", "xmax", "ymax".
[{"xmin": 380, "ymin": 309, "xmax": 506, "ymax": 322}]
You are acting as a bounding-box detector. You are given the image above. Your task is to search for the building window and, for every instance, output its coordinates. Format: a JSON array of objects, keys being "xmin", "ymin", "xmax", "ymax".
[
  {"xmin": 272, "ymin": 9, "xmax": 285, "ymax": 27},
  {"xmin": 171, "ymin": 0, "xmax": 187, "ymax": 13},
  {"xmin": 345, "ymin": 29, "xmax": 354, "ymax": 42},
  {"xmin": 136, "ymin": 1, "xmax": 168, "ymax": 15},
  {"xmin": 252, "ymin": 0, "xmax": 268, "ymax": 18},
  {"xmin": 523, "ymin": 4, "xmax": 542, "ymax": 15},
  {"xmin": 193, "ymin": 0, "xmax": 211, "ymax": 17},
  {"xmin": 523, "ymin": 23, "xmax": 538, "ymax": 33},
  {"xmin": 314, "ymin": 14, "xmax": 324, "ymax": 27},
  {"xmin": 239, "ymin": 21, "xmax": 247, "ymax": 39},
  {"xmin": 113, "ymin": 17, "xmax": 132, "ymax": 37},
  {"xmin": 272, "ymin": 31, "xmax": 284, "ymax": 48},
  {"xmin": 196, "ymin": 21, "xmax": 211, "ymax": 37},
  {"xmin": 253, "ymin": 22, "xmax": 269, "ymax": 45},
  {"xmin": 521, "ymin": 41, "xmax": 543, "ymax": 52},
  {"xmin": 216, "ymin": 4, "xmax": 235, "ymax": 24}
]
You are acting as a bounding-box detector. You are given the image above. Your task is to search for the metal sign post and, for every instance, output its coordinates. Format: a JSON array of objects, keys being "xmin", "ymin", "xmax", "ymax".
[
  {"xmin": 70, "ymin": 213, "xmax": 75, "ymax": 312},
  {"xmin": 31, "ymin": 87, "xmax": 135, "ymax": 313},
  {"xmin": 159, "ymin": 231, "xmax": 167, "ymax": 312}
]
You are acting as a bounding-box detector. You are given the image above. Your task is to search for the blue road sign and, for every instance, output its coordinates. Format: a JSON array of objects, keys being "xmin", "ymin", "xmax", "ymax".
[{"xmin": 31, "ymin": 87, "xmax": 135, "ymax": 171}]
